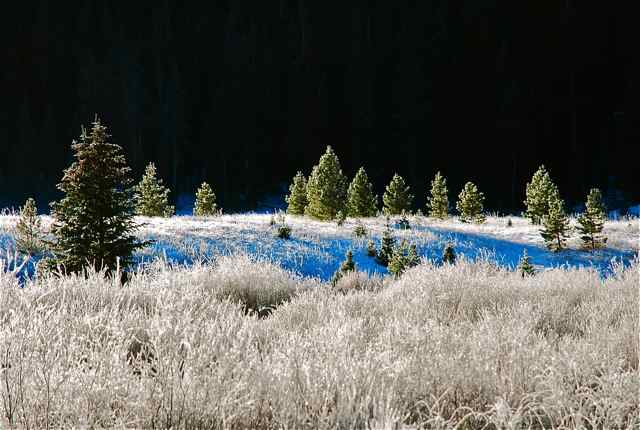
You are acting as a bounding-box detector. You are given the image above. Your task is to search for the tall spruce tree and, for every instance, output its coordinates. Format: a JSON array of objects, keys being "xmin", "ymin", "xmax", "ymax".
[
  {"xmin": 427, "ymin": 171, "xmax": 449, "ymax": 219},
  {"xmin": 135, "ymin": 162, "xmax": 175, "ymax": 217},
  {"xmin": 382, "ymin": 174, "xmax": 413, "ymax": 215},
  {"xmin": 577, "ymin": 188, "xmax": 607, "ymax": 250},
  {"xmin": 193, "ymin": 182, "xmax": 218, "ymax": 216},
  {"xmin": 456, "ymin": 182, "xmax": 486, "ymax": 223},
  {"xmin": 524, "ymin": 165, "xmax": 558, "ymax": 225},
  {"xmin": 48, "ymin": 118, "xmax": 145, "ymax": 274},
  {"xmin": 286, "ymin": 171, "xmax": 308, "ymax": 215},
  {"xmin": 14, "ymin": 197, "xmax": 45, "ymax": 256},
  {"xmin": 347, "ymin": 167, "xmax": 378, "ymax": 217},
  {"xmin": 540, "ymin": 190, "xmax": 570, "ymax": 252},
  {"xmin": 305, "ymin": 146, "xmax": 348, "ymax": 220}
]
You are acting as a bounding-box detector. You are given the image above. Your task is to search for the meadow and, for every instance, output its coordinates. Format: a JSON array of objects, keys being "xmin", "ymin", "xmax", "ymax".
[{"xmin": 0, "ymin": 213, "xmax": 638, "ymax": 428}]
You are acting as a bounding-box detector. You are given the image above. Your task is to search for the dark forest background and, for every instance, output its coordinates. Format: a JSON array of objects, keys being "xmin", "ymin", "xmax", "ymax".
[{"xmin": 0, "ymin": 1, "xmax": 637, "ymax": 213}]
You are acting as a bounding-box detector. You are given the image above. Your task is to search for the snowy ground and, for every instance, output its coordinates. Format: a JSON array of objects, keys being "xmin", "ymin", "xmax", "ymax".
[{"xmin": 0, "ymin": 213, "xmax": 637, "ymax": 280}]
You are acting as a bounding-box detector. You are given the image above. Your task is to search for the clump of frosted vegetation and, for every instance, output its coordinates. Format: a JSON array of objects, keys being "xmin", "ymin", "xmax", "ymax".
[{"xmin": 0, "ymin": 252, "xmax": 637, "ymax": 429}]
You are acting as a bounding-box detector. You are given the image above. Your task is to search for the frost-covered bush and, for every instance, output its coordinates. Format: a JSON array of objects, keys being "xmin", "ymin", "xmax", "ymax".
[{"xmin": 211, "ymin": 255, "xmax": 301, "ymax": 313}]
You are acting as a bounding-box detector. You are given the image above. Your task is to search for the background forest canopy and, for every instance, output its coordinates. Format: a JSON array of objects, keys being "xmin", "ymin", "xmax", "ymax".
[{"xmin": 0, "ymin": 1, "xmax": 636, "ymax": 213}]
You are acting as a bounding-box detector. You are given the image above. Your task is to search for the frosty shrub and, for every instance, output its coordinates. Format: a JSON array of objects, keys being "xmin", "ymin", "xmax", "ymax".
[
  {"xmin": 211, "ymin": 255, "xmax": 301, "ymax": 314},
  {"xmin": 332, "ymin": 270, "xmax": 384, "ymax": 294}
]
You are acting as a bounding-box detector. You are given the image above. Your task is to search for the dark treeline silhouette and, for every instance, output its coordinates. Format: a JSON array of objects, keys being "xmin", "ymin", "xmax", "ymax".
[{"xmin": 0, "ymin": 1, "xmax": 636, "ymax": 212}]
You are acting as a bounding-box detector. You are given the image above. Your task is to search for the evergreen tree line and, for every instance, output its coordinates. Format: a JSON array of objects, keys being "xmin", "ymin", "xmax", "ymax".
[
  {"xmin": 10, "ymin": 120, "xmax": 611, "ymax": 280},
  {"xmin": 286, "ymin": 146, "xmax": 488, "ymax": 223}
]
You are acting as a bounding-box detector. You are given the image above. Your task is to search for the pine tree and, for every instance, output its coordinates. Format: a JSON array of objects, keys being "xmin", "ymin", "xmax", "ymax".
[
  {"xmin": 353, "ymin": 221, "xmax": 367, "ymax": 238},
  {"xmin": 48, "ymin": 118, "xmax": 146, "ymax": 274},
  {"xmin": 456, "ymin": 181, "xmax": 486, "ymax": 223},
  {"xmin": 398, "ymin": 212, "xmax": 411, "ymax": 230},
  {"xmin": 442, "ymin": 242, "xmax": 456, "ymax": 264},
  {"xmin": 427, "ymin": 172, "xmax": 449, "ymax": 219},
  {"xmin": 376, "ymin": 219, "xmax": 396, "ymax": 266},
  {"xmin": 134, "ymin": 162, "xmax": 175, "ymax": 217},
  {"xmin": 305, "ymin": 146, "xmax": 348, "ymax": 220},
  {"xmin": 14, "ymin": 197, "xmax": 45, "ymax": 256},
  {"xmin": 383, "ymin": 174, "xmax": 413, "ymax": 215},
  {"xmin": 347, "ymin": 167, "xmax": 378, "ymax": 217},
  {"xmin": 367, "ymin": 239, "xmax": 377, "ymax": 257},
  {"xmin": 407, "ymin": 244, "xmax": 420, "ymax": 268},
  {"xmin": 193, "ymin": 182, "xmax": 218, "ymax": 216},
  {"xmin": 524, "ymin": 165, "xmax": 558, "ymax": 225},
  {"xmin": 577, "ymin": 188, "xmax": 607, "ymax": 250},
  {"xmin": 286, "ymin": 171, "xmax": 308, "ymax": 215},
  {"xmin": 332, "ymin": 249, "xmax": 356, "ymax": 285},
  {"xmin": 540, "ymin": 190, "xmax": 570, "ymax": 252},
  {"xmin": 518, "ymin": 249, "xmax": 535, "ymax": 277},
  {"xmin": 388, "ymin": 240, "xmax": 409, "ymax": 278}
]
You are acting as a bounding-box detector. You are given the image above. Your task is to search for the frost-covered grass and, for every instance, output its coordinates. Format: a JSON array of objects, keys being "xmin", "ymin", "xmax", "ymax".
[{"xmin": 0, "ymin": 254, "xmax": 637, "ymax": 429}]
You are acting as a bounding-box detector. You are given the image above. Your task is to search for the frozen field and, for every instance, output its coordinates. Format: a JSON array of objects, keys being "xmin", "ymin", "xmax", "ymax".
[{"xmin": 2, "ymin": 213, "xmax": 636, "ymax": 280}]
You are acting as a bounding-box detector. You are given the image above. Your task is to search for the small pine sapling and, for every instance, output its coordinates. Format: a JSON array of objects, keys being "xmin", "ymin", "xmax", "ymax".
[
  {"xmin": 353, "ymin": 221, "xmax": 367, "ymax": 238},
  {"xmin": 442, "ymin": 242, "xmax": 456, "ymax": 264},
  {"xmin": 275, "ymin": 212, "xmax": 291, "ymax": 239},
  {"xmin": 286, "ymin": 171, "xmax": 308, "ymax": 215},
  {"xmin": 367, "ymin": 239, "xmax": 377, "ymax": 257},
  {"xmin": 427, "ymin": 171, "xmax": 449, "ymax": 219},
  {"xmin": 14, "ymin": 197, "xmax": 45, "ymax": 256},
  {"xmin": 507, "ymin": 218, "xmax": 513, "ymax": 227},
  {"xmin": 135, "ymin": 162, "xmax": 175, "ymax": 217},
  {"xmin": 276, "ymin": 224, "xmax": 291, "ymax": 239},
  {"xmin": 540, "ymin": 191, "xmax": 570, "ymax": 252},
  {"xmin": 193, "ymin": 182, "xmax": 218, "ymax": 216},
  {"xmin": 336, "ymin": 210, "xmax": 346, "ymax": 226},
  {"xmin": 332, "ymin": 250, "xmax": 356, "ymax": 285},
  {"xmin": 456, "ymin": 181, "xmax": 486, "ymax": 223},
  {"xmin": 397, "ymin": 212, "xmax": 411, "ymax": 230},
  {"xmin": 518, "ymin": 249, "xmax": 535, "ymax": 277},
  {"xmin": 376, "ymin": 219, "xmax": 396, "ymax": 266},
  {"xmin": 406, "ymin": 244, "xmax": 420, "ymax": 268},
  {"xmin": 577, "ymin": 188, "xmax": 607, "ymax": 250},
  {"xmin": 388, "ymin": 240, "xmax": 409, "ymax": 278}
]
